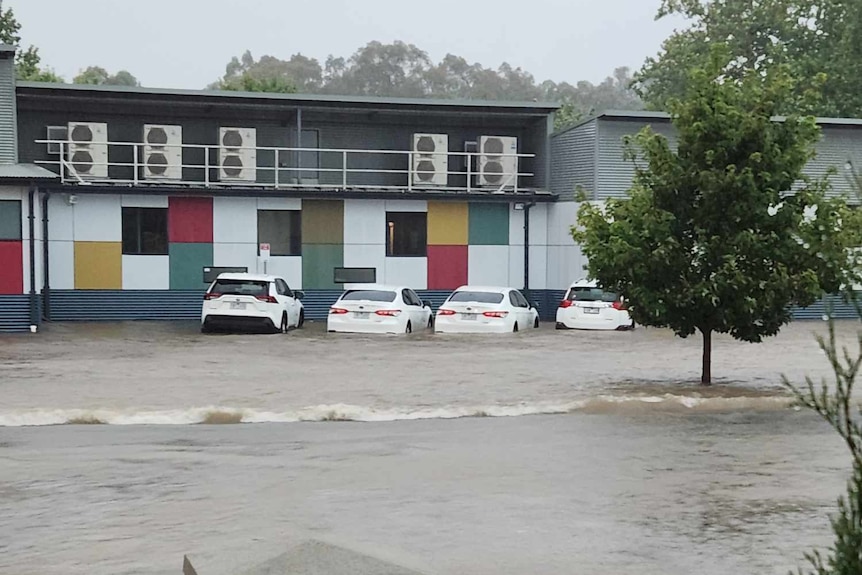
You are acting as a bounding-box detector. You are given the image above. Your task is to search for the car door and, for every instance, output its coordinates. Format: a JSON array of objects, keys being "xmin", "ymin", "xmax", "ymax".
[
  {"xmin": 406, "ymin": 288, "xmax": 428, "ymax": 327},
  {"xmin": 516, "ymin": 290, "xmax": 535, "ymax": 326},
  {"xmin": 511, "ymin": 290, "xmax": 530, "ymax": 326},
  {"xmin": 279, "ymin": 279, "xmax": 300, "ymax": 326},
  {"xmin": 401, "ymin": 288, "xmax": 422, "ymax": 328},
  {"xmin": 273, "ymin": 279, "xmax": 291, "ymax": 325}
]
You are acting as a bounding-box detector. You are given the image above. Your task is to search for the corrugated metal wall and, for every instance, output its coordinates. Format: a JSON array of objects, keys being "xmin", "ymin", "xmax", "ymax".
[
  {"xmin": 0, "ymin": 295, "xmax": 35, "ymax": 332},
  {"xmin": 596, "ymin": 119, "xmax": 678, "ymax": 199},
  {"xmin": 0, "ymin": 55, "xmax": 17, "ymax": 164},
  {"xmin": 550, "ymin": 120, "xmax": 597, "ymax": 198},
  {"xmin": 805, "ymin": 126, "xmax": 862, "ymax": 202},
  {"xmin": 791, "ymin": 294, "xmax": 862, "ymax": 320}
]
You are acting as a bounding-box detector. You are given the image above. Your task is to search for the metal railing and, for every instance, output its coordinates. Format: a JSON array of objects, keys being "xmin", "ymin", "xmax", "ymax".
[{"xmin": 34, "ymin": 140, "xmax": 537, "ymax": 194}]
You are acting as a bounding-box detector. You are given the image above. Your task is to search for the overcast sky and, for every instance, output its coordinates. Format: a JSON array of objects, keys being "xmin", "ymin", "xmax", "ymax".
[{"xmin": 10, "ymin": 0, "xmax": 686, "ymax": 90}]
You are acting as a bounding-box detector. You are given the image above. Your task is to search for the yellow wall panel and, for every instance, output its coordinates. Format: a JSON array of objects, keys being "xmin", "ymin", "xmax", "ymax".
[
  {"xmin": 427, "ymin": 202, "xmax": 468, "ymax": 245},
  {"xmin": 74, "ymin": 242, "xmax": 122, "ymax": 289}
]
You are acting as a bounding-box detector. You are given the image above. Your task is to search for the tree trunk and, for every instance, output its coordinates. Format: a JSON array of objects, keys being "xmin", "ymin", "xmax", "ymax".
[{"xmin": 701, "ymin": 328, "xmax": 712, "ymax": 385}]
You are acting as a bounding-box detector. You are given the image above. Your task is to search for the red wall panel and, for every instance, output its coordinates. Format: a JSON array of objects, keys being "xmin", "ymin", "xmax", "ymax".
[
  {"xmin": 427, "ymin": 245, "xmax": 468, "ymax": 290},
  {"xmin": 169, "ymin": 197, "xmax": 213, "ymax": 243},
  {"xmin": 0, "ymin": 241, "xmax": 23, "ymax": 294}
]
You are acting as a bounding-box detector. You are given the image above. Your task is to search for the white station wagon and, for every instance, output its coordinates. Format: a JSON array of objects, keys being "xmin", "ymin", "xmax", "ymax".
[
  {"xmin": 434, "ymin": 286, "xmax": 540, "ymax": 334},
  {"xmin": 555, "ymin": 279, "xmax": 634, "ymax": 331},
  {"xmin": 327, "ymin": 285, "xmax": 433, "ymax": 334},
  {"xmin": 201, "ymin": 273, "xmax": 304, "ymax": 333}
]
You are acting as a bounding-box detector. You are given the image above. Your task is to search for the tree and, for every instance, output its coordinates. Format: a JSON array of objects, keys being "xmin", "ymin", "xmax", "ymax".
[
  {"xmin": 636, "ymin": 0, "xmax": 862, "ymax": 118},
  {"xmin": 572, "ymin": 47, "xmax": 862, "ymax": 384},
  {"xmin": 785, "ymin": 306, "xmax": 862, "ymax": 575},
  {"xmin": 73, "ymin": 66, "xmax": 140, "ymax": 87},
  {"xmin": 210, "ymin": 50, "xmax": 313, "ymax": 93},
  {"xmin": 0, "ymin": 1, "xmax": 62, "ymax": 82}
]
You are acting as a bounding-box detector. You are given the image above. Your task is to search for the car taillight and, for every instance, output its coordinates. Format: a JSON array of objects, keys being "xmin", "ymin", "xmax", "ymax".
[
  {"xmin": 375, "ymin": 310, "xmax": 401, "ymax": 317},
  {"xmin": 256, "ymin": 295, "xmax": 278, "ymax": 303},
  {"xmin": 483, "ymin": 311, "xmax": 509, "ymax": 318},
  {"xmin": 203, "ymin": 293, "xmax": 220, "ymax": 300},
  {"xmin": 612, "ymin": 301, "xmax": 626, "ymax": 310},
  {"xmin": 559, "ymin": 300, "xmax": 572, "ymax": 308},
  {"xmin": 438, "ymin": 309, "xmax": 456, "ymax": 316},
  {"xmin": 329, "ymin": 307, "xmax": 348, "ymax": 315}
]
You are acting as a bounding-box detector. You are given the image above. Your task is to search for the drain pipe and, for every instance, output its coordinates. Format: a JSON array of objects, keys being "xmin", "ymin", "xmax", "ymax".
[
  {"xmin": 27, "ymin": 185, "xmax": 37, "ymax": 332},
  {"xmin": 522, "ymin": 201, "xmax": 536, "ymax": 294},
  {"xmin": 41, "ymin": 191, "xmax": 50, "ymax": 321}
]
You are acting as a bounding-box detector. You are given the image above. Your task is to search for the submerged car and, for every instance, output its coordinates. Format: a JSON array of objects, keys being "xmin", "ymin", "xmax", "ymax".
[
  {"xmin": 201, "ymin": 273, "xmax": 304, "ymax": 333},
  {"xmin": 555, "ymin": 279, "xmax": 634, "ymax": 331},
  {"xmin": 434, "ymin": 286, "xmax": 540, "ymax": 334},
  {"xmin": 327, "ymin": 285, "xmax": 433, "ymax": 334}
]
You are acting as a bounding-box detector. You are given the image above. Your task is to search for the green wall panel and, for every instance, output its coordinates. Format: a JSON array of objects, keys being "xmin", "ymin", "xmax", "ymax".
[
  {"xmin": 301, "ymin": 244, "xmax": 343, "ymax": 289},
  {"xmin": 301, "ymin": 200, "xmax": 344, "ymax": 244},
  {"xmin": 468, "ymin": 203, "xmax": 509, "ymax": 245},
  {"xmin": 169, "ymin": 243, "xmax": 213, "ymax": 290}
]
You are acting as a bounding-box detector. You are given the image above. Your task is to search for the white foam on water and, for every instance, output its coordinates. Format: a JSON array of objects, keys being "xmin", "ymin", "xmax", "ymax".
[{"xmin": 0, "ymin": 393, "xmax": 796, "ymax": 427}]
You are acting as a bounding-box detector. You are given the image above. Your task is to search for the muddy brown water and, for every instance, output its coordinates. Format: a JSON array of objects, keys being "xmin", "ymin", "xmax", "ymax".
[{"xmin": 0, "ymin": 320, "xmax": 858, "ymax": 574}]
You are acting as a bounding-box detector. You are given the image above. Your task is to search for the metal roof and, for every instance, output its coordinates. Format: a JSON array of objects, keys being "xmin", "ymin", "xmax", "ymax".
[
  {"xmin": 0, "ymin": 163, "xmax": 58, "ymax": 180},
  {"xmin": 0, "ymin": 44, "xmax": 16, "ymax": 53},
  {"xmin": 17, "ymin": 81, "xmax": 560, "ymax": 112},
  {"xmin": 552, "ymin": 109, "xmax": 862, "ymax": 136}
]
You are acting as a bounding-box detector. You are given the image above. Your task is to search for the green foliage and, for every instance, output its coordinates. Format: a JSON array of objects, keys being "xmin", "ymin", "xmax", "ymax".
[
  {"xmin": 0, "ymin": 1, "xmax": 62, "ymax": 82},
  {"xmin": 73, "ymin": 65, "xmax": 140, "ymax": 87},
  {"xmin": 211, "ymin": 43, "xmax": 643, "ymax": 123},
  {"xmin": 636, "ymin": 0, "xmax": 862, "ymax": 117},
  {"xmin": 784, "ymin": 312, "xmax": 862, "ymax": 575},
  {"xmin": 573, "ymin": 46, "xmax": 862, "ymax": 384}
]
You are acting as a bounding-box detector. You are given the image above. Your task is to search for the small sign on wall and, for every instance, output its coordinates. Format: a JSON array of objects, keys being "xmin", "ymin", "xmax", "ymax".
[{"xmin": 259, "ymin": 243, "xmax": 271, "ymax": 262}]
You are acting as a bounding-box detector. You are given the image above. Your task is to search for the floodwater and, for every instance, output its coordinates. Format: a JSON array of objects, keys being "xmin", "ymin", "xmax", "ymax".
[{"xmin": 0, "ymin": 320, "xmax": 858, "ymax": 574}]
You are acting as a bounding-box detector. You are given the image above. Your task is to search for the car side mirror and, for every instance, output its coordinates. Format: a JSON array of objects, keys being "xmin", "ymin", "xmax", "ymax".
[
  {"xmin": 295, "ymin": 290, "xmax": 304, "ymax": 300},
  {"xmin": 422, "ymin": 300, "xmax": 432, "ymax": 309},
  {"xmin": 529, "ymin": 301, "xmax": 538, "ymax": 309}
]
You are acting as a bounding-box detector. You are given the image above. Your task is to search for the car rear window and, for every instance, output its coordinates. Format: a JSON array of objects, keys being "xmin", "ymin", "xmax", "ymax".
[
  {"xmin": 567, "ymin": 287, "xmax": 618, "ymax": 302},
  {"xmin": 210, "ymin": 279, "xmax": 269, "ymax": 296},
  {"xmin": 448, "ymin": 291, "xmax": 505, "ymax": 304},
  {"xmin": 340, "ymin": 290, "xmax": 397, "ymax": 302}
]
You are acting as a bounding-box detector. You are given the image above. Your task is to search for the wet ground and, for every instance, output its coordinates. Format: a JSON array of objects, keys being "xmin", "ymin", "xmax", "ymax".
[{"xmin": 0, "ymin": 319, "xmax": 858, "ymax": 574}]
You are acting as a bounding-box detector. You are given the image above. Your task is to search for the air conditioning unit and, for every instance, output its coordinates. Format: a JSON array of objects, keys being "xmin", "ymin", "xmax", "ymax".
[
  {"xmin": 142, "ymin": 124, "xmax": 182, "ymax": 180},
  {"xmin": 67, "ymin": 122, "xmax": 108, "ymax": 179},
  {"xmin": 219, "ymin": 127, "xmax": 257, "ymax": 182},
  {"xmin": 411, "ymin": 133, "xmax": 448, "ymax": 186},
  {"xmin": 478, "ymin": 135, "xmax": 518, "ymax": 188}
]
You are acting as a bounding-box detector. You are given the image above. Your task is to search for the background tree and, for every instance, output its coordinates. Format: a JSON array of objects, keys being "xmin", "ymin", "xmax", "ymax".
[
  {"xmin": 0, "ymin": 1, "xmax": 61, "ymax": 82},
  {"xmin": 573, "ymin": 47, "xmax": 862, "ymax": 384},
  {"xmin": 635, "ymin": 0, "xmax": 862, "ymax": 117},
  {"xmin": 73, "ymin": 65, "xmax": 140, "ymax": 87},
  {"xmin": 210, "ymin": 42, "xmax": 644, "ymax": 130}
]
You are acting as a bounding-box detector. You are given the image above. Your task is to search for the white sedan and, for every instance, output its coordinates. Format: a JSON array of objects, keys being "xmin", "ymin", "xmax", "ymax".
[
  {"xmin": 555, "ymin": 279, "xmax": 634, "ymax": 331},
  {"xmin": 327, "ymin": 285, "xmax": 433, "ymax": 334},
  {"xmin": 434, "ymin": 286, "xmax": 540, "ymax": 334},
  {"xmin": 201, "ymin": 273, "xmax": 304, "ymax": 333}
]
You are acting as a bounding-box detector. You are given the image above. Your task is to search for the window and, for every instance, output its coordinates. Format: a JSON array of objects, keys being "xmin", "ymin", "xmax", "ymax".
[
  {"xmin": 510, "ymin": 290, "xmax": 529, "ymax": 308},
  {"xmin": 209, "ymin": 278, "xmax": 269, "ymax": 297},
  {"xmin": 122, "ymin": 207, "xmax": 167, "ymax": 255},
  {"xmin": 0, "ymin": 200, "xmax": 21, "ymax": 240},
  {"xmin": 448, "ymin": 291, "xmax": 504, "ymax": 304},
  {"xmin": 402, "ymin": 289, "xmax": 422, "ymax": 307},
  {"xmin": 386, "ymin": 212, "xmax": 427, "ymax": 257},
  {"xmin": 258, "ymin": 210, "xmax": 301, "ymax": 256},
  {"xmin": 341, "ymin": 290, "xmax": 397, "ymax": 302},
  {"xmin": 275, "ymin": 278, "xmax": 293, "ymax": 297},
  {"xmin": 566, "ymin": 287, "xmax": 618, "ymax": 302}
]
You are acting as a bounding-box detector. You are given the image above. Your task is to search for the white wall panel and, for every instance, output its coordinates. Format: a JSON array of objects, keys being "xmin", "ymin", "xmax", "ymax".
[
  {"xmin": 266, "ymin": 256, "xmax": 302, "ymax": 288},
  {"xmin": 529, "ymin": 244, "xmax": 548, "ymax": 290},
  {"xmin": 384, "ymin": 200, "xmax": 427, "ymax": 213},
  {"xmin": 213, "ymin": 242, "xmax": 259, "ymax": 273},
  {"xmin": 468, "ymin": 245, "xmax": 509, "ymax": 286},
  {"xmin": 48, "ymin": 240, "xmax": 74, "ymax": 289},
  {"xmin": 508, "ymin": 246, "xmax": 524, "ymax": 289},
  {"xmin": 71, "ymin": 195, "xmax": 121, "ymax": 241},
  {"xmin": 546, "ymin": 201, "xmax": 579, "ymax": 246},
  {"xmin": 122, "ymin": 255, "xmax": 169, "ymax": 290},
  {"xmin": 48, "ymin": 195, "xmax": 75, "ymax": 242},
  {"xmin": 22, "ymin": 240, "xmax": 43, "ymax": 293},
  {"xmin": 121, "ymin": 194, "xmax": 168, "ymax": 208},
  {"xmin": 529, "ymin": 203, "xmax": 548, "ymax": 246},
  {"xmin": 384, "ymin": 257, "xmax": 427, "ymax": 289},
  {"xmin": 213, "ymin": 197, "xmax": 257, "ymax": 244},
  {"xmin": 509, "ymin": 208, "xmax": 525, "ymax": 246},
  {"xmin": 257, "ymin": 197, "xmax": 301, "ymax": 210},
  {"xmin": 343, "ymin": 199, "xmax": 385, "ymax": 245},
  {"xmin": 546, "ymin": 245, "xmax": 587, "ymax": 291},
  {"xmin": 343, "ymin": 244, "xmax": 386, "ymax": 282}
]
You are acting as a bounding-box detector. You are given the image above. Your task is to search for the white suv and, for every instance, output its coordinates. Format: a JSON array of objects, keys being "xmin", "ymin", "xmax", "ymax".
[{"xmin": 201, "ymin": 273, "xmax": 304, "ymax": 333}]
